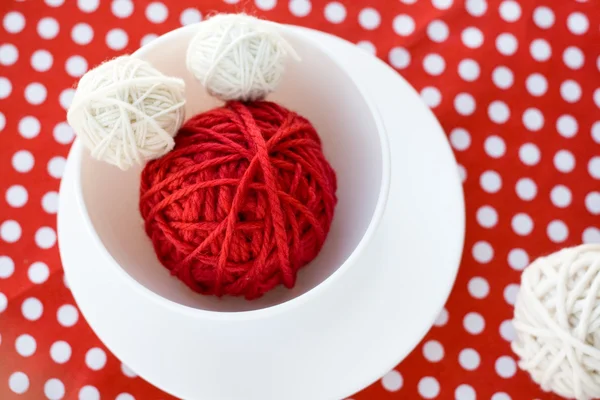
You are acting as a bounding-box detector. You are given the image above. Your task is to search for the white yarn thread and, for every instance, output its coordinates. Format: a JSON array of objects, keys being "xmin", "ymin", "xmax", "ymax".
[
  {"xmin": 67, "ymin": 55, "xmax": 186, "ymax": 170},
  {"xmin": 186, "ymin": 13, "xmax": 299, "ymax": 102},
  {"xmin": 512, "ymin": 244, "xmax": 600, "ymax": 400}
]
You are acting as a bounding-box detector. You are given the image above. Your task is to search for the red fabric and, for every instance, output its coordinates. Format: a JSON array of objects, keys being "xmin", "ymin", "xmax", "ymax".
[
  {"xmin": 0, "ymin": 0, "xmax": 598, "ymax": 399},
  {"xmin": 139, "ymin": 101, "xmax": 337, "ymax": 300}
]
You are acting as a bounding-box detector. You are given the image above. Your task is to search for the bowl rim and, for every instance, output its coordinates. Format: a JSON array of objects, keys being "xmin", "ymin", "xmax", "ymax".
[{"xmin": 71, "ymin": 21, "xmax": 392, "ymax": 321}]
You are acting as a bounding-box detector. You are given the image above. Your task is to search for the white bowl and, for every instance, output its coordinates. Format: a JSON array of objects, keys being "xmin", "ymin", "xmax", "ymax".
[{"xmin": 59, "ymin": 22, "xmax": 464, "ymax": 400}]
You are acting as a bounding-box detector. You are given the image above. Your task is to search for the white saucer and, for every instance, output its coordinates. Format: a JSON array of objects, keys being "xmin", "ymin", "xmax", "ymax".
[{"xmin": 58, "ymin": 26, "xmax": 464, "ymax": 400}]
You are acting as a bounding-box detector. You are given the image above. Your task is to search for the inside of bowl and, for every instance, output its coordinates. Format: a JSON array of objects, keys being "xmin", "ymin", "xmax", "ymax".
[{"xmin": 79, "ymin": 24, "xmax": 385, "ymax": 312}]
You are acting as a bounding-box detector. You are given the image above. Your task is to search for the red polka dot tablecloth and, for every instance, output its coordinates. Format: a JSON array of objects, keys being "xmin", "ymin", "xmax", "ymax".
[{"xmin": 0, "ymin": 0, "xmax": 599, "ymax": 399}]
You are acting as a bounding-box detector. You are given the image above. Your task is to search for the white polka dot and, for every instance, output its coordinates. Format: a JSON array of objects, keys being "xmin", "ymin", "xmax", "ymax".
[
  {"xmin": 499, "ymin": 320, "xmax": 516, "ymax": 341},
  {"xmin": 78, "ymin": 0, "xmax": 99, "ymax": 12},
  {"xmin": 434, "ymin": 308, "xmax": 449, "ymax": 327},
  {"xmin": 488, "ymin": 101, "xmax": 510, "ymax": 124},
  {"xmin": 112, "ymin": 0, "xmax": 134, "ymax": 18},
  {"xmin": 0, "ymin": 77, "xmax": 12, "ymax": 99},
  {"xmin": 547, "ymin": 220, "xmax": 569, "ymax": 243},
  {"xmin": 1, "ymin": 220, "xmax": 22, "ymax": 242},
  {"xmin": 586, "ymin": 192, "xmax": 600, "ymax": 215},
  {"xmin": 325, "ymin": 2, "xmax": 346, "ymax": 24},
  {"xmin": 85, "ymin": 347, "xmax": 107, "ymax": 370},
  {"xmin": 0, "ymin": 112, "xmax": 5, "ymax": 131},
  {"xmin": 508, "ymin": 248, "xmax": 529, "ymax": 270},
  {"xmin": 45, "ymin": 378, "xmax": 65, "ymax": 400},
  {"xmin": 178, "ymin": 8, "xmax": 201, "ymax": 26},
  {"xmin": 465, "ymin": 0, "xmax": 487, "ymax": 17},
  {"xmin": 115, "ymin": 394, "xmax": 135, "ymax": 400},
  {"xmin": 358, "ymin": 8, "xmax": 380, "ymax": 30},
  {"xmin": 121, "ymin": 363, "xmax": 137, "ymax": 378},
  {"xmin": 472, "ymin": 241, "xmax": 494, "ymax": 264},
  {"xmin": 18, "ymin": 116, "xmax": 40, "ymax": 139},
  {"xmin": 3, "ymin": 11, "xmax": 26, "ymax": 34},
  {"xmin": 594, "ymin": 88, "xmax": 600, "ymax": 109},
  {"xmin": 583, "ymin": 227, "xmax": 600, "ymax": 244},
  {"xmin": 463, "ymin": 312, "xmax": 485, "ymax": 334},
  {"xmin": 550, "ymin": 185, "xmax": 572, "ymax": 208},
  {"xmin": 48, "ymin": 156, "xmax": 66, "ymax": 179},
  {"xmin": 495, "ymin": 356, "xmax": 517, "ymax": 378},
  {"xmin": 450, "ymin": 128, "xmax": 470, "ymax": 151},
  {"xmin": 53, "ymin": 122, "xmax": 74, "ymax": 144},
  {"xmin": 356, "ymin": 41, "xmax": 376, "ymax": 55},
  {"xmin": 423, "ymin": 54, "xmax": 445, "ymax": 76},
  {"xmin": 37, "ymin": 17, "xmax": 59, "ymax": 40},
  {"xmin": 432, "ymin": 0, "xmax": 453, "ymax": 10},
  {"xmin": 418, "ymin": 377, "xmax": 440, "ymax": 399},
  {"xmin": 289, "ymin": 0, "xmax": 311, "ymax": 17},
  {"xmin": 65, "ymin": 55, "xmax": 87, "ymax": 78},
  {"xmin": 529, "ymin": 39, "xmax": 551, "ymax": 62},
  {"xmin": 15, "ymin": 334, "xmax": 37, "ymax": 357},
  {"xmin": 427, "ymin": 20, "xmax": 449, "ymax": 43},
  {"xmin": 0, "ymin": 43, "xmax": 18, "ymax": 66},
  {"xmin": 140, "ymin": 34, "xmax": 157, "ymax": 48},
  {"xmin": 556, "ymin": 115, "xmax": 578, "ymax": 138},
  {"xmin": 71, "ymin": 23, "xmax": 94, "ymax": 45},
  {"xmin": 512, "ymin": 213, "xmax": 533, "ymax": 235},
  {"xmin": 22, "ymin": 297, "xmax": 43, "ymax": 320},
  {"xmin": 389, "ymin": 47, "xmax": 410, "ymax": 69},
  {"xmin": 499, "ymin": 0, "xmax": 521, "ymax": 22},
  {"xmin": 29, "ymin": 261, "xmax": 50, "ymax": 284},
  {"xmin": 423, "ymin": 340, "xmax": 444, "ymax": 362},
  {"xmin": 458, "ymin": 164, "xmax": 467, "ymax": 183},
  {"xmin": 106, "ymin": 28, "xmax": 128, "ymax": 50},
  {"xmin": 533, "ymin": 6, "xmax": 554, "ymax": 29},
  {"xmin": 393, "ymin": 14, "xmax": 415, "ymax": 36},
  {"xmin": 455, "ymin": 384, "xmax": 476, "ymax": 400},
  {"xmin": 57, "ymin": 304, "xmax": 79, "ymax": 327},
  {"xmin": 560, "ymin": 80, "xmax": 582, "ymax": 103},
  {"xmin": 79, "ymin": 386, "xmax": 101, "ymax": 400},
  {"xmin": 6, "ymin": 185, "xmax": 28, "ymax": 208},
  {"xmin": 459, "ymin": 348, "xmax": 480, "ymax": 370},
  {"xmin": 526, "ymin": 73, "xmax": 548, "ymax": 96},
  {"xmin": 461, "ymin": 27, "xmax": 484, "ymax": 49},
  {"xmin": 522, "ymin": 108, "xmax": 544, "ymax": 131},
  {"xmin": 454, "ymin": 93, "xmax": 476, "ymax": 116},
  {"xmin": 146, "ymin": 2, "xmax": 168, "ymax": 23},
  {"xmin": 495, "ymin": 33, "xmax": 518, "ymax": 56},
  {"xmin": 42, "ymin": 191, "xmax": 59, "ymax": 214},
  {"xmin": 25, "ymin": 82, "xmax": 47, "ymax": 105},
  {"xmin": 255, "ymin": 0, "xmax": 276, "ymax": 11},
  {"xmin": 458, "ymin": 59, "xmax": 480, "ymax": 82},
  {"xmin": 50, "ymin": 341, "xmax": 72, "ymax": 364},
  {"xmin": 381, "ymin": 370, "xmax": 403, "ymax": 391},
  {"xmin": 567, "ymin": 12, "xmax": 588, "ymax": 35},
  {"xmin": 400, "ymin": 0, "xmax": 417, "ymax": 3},
  {"xmin": 492, "ymin": 393, "xmax": 512, "ymax": 400},
  {"xmin": 0, "ymin": 292, "xmax": 6, "ymax": 313},
  {"xmin": 8, "ymin": 372, "xmax": 29, "ymax": 394},
  {"xmin": 503, "ymin": 284, "xmax": 519, "ymax": 305},
  {"xmin": 492, "ymin": 66, "xmax": 513, "ymax": 89},
  {"xmin": 35, "ymin": 226, "xmax": 57, "ymax": 249},
  {"xmin": 420, "ymin": 87, "xmax": 442, "ymax": 108},
  {"xmin": 479, "ymin": 170, "xmax": 501, "ymax": 193},
  {"xmin": 468, "ymin": 277, "xmax": 489, "ymax": 299},
  {"xmin": 563, "ymin": 46, "xmax": 584, "ymax": 69},
  {"xmin": 519, "ymin": 143, "xmax": 541, "ymax": 166},
  {"xmin": 515, "ymin": 178, "xmax": 537, "ymax": 201},
  {"xmin": 0, "ymin": 256, "xmax": 14, "ymax": 278},
  {"xmin": 60, "ymin": 88, "xmax": 75, "ymax": 110},
  {"xmin": 476, "ymin": 205, "xmax": 498, "ymax": 228},
  {"xmin": 588, "ymin": 157, "xmax": 600, "ymax": 179},
  {"xmin": 593, "ymin": 121, "xmax": 600, "ymax": 144},
  {"xmin": 554, "ymin": 150, "xmax": 575, "ymax": 173},
  {"xmin": 31, "ymin": 50, "xmax": 53, "ymax": 72},
  {"xmin": 484, "ymin": 135, "xmax": 506, "ymax": 158}
]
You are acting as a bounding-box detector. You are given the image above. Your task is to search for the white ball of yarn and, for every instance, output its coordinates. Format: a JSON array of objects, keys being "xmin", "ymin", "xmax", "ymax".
[
  {"xmin": 186, "ymin": 13, "xmax": 298, "ymax": 102},
  {"xmin": 67, "ymin": 55, "xmax": 186, "ymax": 170},
  {"xmin": 512, "ymin": 244, "xmax": 600, "ymax": 400}
]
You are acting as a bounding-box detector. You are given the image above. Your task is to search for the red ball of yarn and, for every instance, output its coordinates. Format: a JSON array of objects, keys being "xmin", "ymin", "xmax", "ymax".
[{"xmin": 139, "ymin": 101, "xmax": 337, "ymax": 300}]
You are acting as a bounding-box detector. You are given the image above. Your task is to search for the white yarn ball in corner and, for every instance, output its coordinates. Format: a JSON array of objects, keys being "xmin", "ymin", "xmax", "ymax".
[
  {"xmin": 512, "ymin": 244, "xmax": 600, "ymax": 400},
  {"xmin": 67, "ymin": 55, "xmax": 186, "ymax": 170},
  {"xmin": 186, "ymin": 13, "xmax": 299, "ymax": 102}
]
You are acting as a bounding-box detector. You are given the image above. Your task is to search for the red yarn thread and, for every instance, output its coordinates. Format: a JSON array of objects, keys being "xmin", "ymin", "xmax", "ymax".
[{"xmin": 139, "ymin": 101, "xmax": 337, "ymax": 300}]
